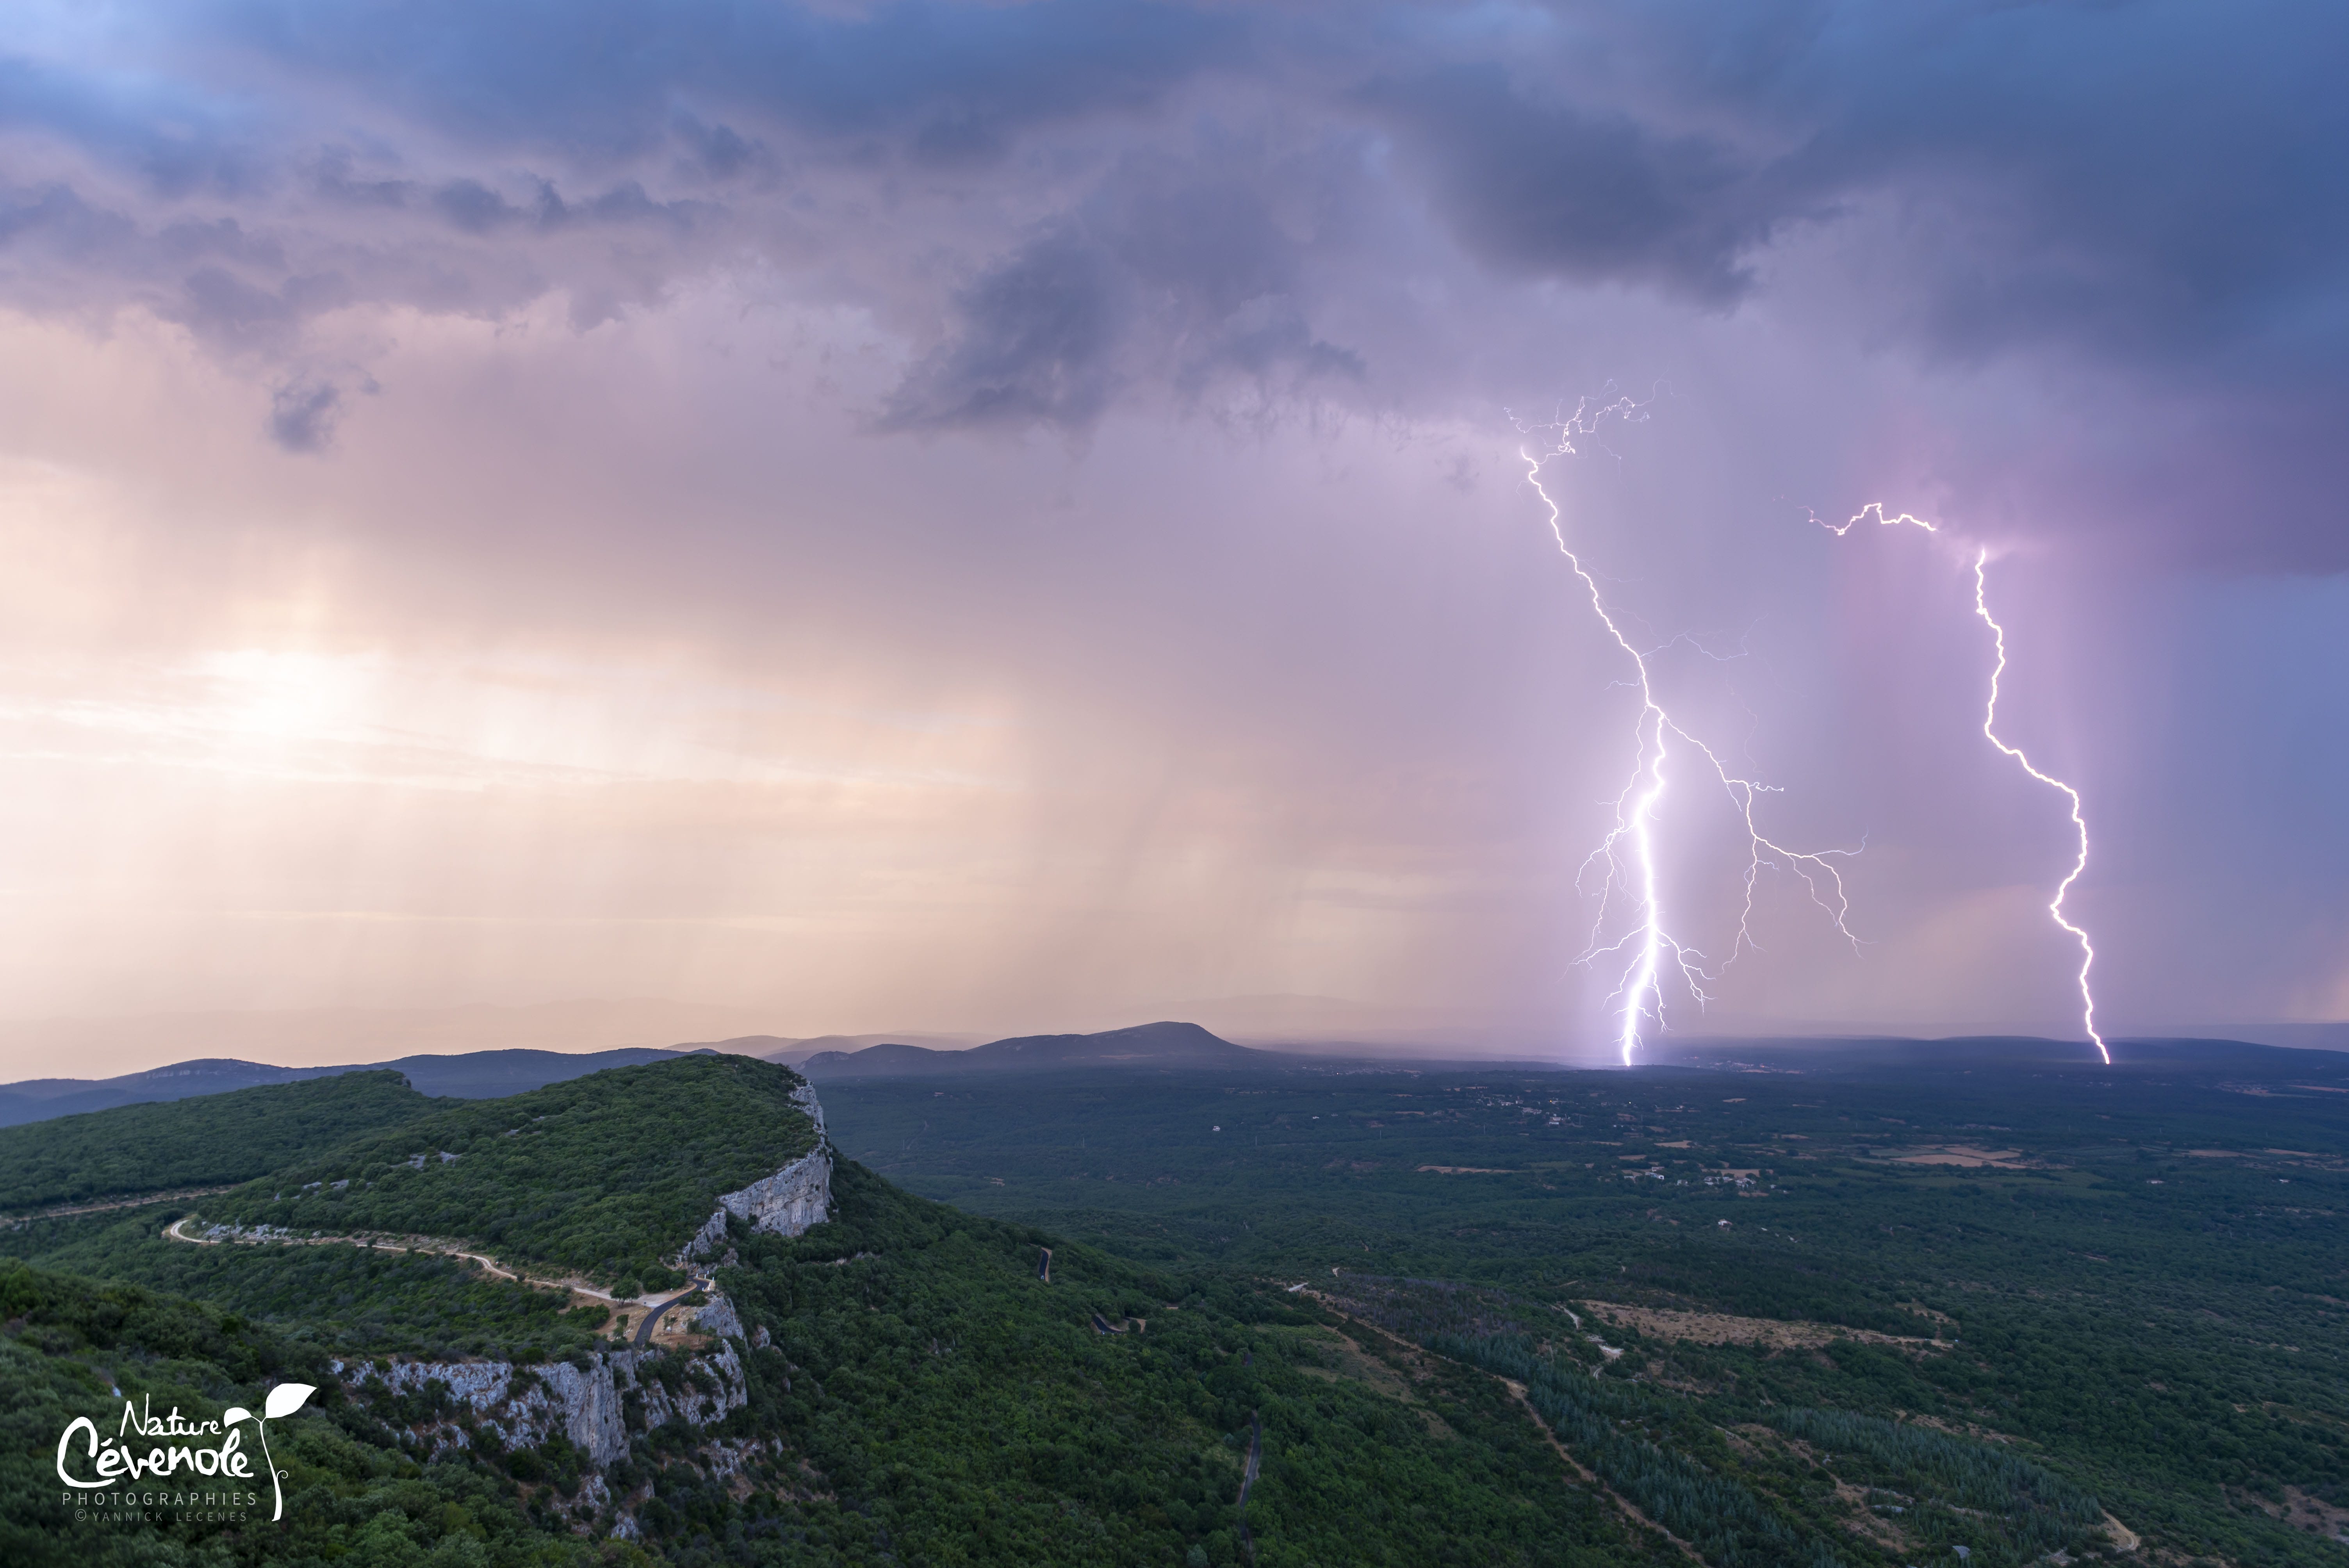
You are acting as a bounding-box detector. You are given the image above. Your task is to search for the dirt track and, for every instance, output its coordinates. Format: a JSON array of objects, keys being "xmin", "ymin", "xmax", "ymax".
[
  {"xmin": 1578, "ymin": 1300, "xmax": 1948, "ymax": 1351},
  {"xmin": 162, "ymin": 1213, "xmax": 706, "ymax": 1339},
  {"xmin": 5, "ymin": 1185, "xmax": 235, "ymax": 1226}
]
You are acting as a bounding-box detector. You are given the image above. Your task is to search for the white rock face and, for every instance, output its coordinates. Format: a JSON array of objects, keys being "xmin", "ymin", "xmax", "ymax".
[
  {"xmin": 687, "ymin": 1145, "xmax": 832, "ymax": 1258},
  {"xmin": 686, "ymin": 1081, "xmax": 832, "ymax": 1258},
  {"xmin": 693, "ymin": 1294, "xmax": 747, "ymax": 1340},
  {"xmin": 334, "ymin": 1340, "xmax": 748, "ymax": 1468},
  {"xmin": 319, "ymin": 1074, "xmax": 821, "ymax": 1536},
  {"xmin": 635, "ymin": 1338, "xmax": 749, "ymax": 1431}
]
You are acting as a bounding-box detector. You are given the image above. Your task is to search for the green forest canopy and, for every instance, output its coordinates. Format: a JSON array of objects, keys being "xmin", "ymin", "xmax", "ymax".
[
  {"xmin": 200, "ymin": 1054, "xmax": 821, "ymax": 1286},
  {"xmin": 0, "ymin": 1071, "xmax": 434, "ymax": 1212}
]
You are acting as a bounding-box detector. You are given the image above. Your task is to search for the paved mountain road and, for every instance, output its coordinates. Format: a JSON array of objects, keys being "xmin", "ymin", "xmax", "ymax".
[{"xmin": 633, "ymin": 1276, "xmax": 714, "ymax": 1349}]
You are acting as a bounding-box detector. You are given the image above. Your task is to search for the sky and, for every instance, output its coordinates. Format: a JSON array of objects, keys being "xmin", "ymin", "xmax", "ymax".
[{"xmin": 2, "ymin": 0, "xmax": 2345, "ymax": 1071}]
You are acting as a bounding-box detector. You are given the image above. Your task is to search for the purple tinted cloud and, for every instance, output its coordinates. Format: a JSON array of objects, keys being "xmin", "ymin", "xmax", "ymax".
[
  {"xmin": 0, "ymin": 0, "xmax": 2340, "ymax": 563},
  {"xmin": 1355, "ymin": 61, "xmax": 1801, "ymax": 305}
]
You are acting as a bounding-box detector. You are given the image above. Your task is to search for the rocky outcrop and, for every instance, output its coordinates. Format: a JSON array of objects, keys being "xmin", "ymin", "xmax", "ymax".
[
  {"xmin": 636, "ymin": 1338, "xmax": 749, "ymax": 1431},
  {"xmin": 693, "ymin": 1293, "xmax": 746, "ymax": 1340},
  {"xmin": 686, "ymin": 1082, "xmax": 832, "ymax": 1258},
  {"xmin": 333, "ymin": 1338, "xmax": 748, "ymax": 1468},
  {"xmin": 684, "ymin": 1292, "xmax": 767, "ymax": 1347},
  {"xmin": 687, "ymin": 1144, "xmax": 831, "ymax": 1257}
]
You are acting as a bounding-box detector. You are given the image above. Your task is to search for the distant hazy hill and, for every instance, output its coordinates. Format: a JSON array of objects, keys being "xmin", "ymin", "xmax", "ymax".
[
  {"xmin": 799, "ymin": 1020, "xmax": 1284, "ymax": 1078},
  {"xmin": 0, "ymin": 1071, "xmax": 434, "ymax": 1212},
  {"xmin": 0, "ymin": 1046, "xmax": 703, "ymax": 1128},
  {"xmin": 0, "ymin": 1018, "xmax": 1378, "ymax": 1122},
  {"xmin": 674, "ymin": 1033, "xmax": 808, "ymax": 1061},
  {"xmin": 371, "ymin": 1046, "xmax": 711, "ymax": 1098},
  {"xmin": 0, "ymin": 1057, "xmax": 346, "ymax": 1127},
  {"xmin": 0, "ymin": 998, "xmax": 779, "ymax": 1078},
  {"xmin": 672, "ymin": 1032, "xmax": 985, "ymax": 1067}
]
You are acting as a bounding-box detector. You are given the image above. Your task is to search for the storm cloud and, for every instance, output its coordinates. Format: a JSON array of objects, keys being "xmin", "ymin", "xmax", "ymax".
[
  {"xmin": 0, "ymin": 1, "xmax": 2338, "ymax": 561},
  {"xmin": 1, "ymin": 1, "xmax": 2344, "ymax": 1055}
]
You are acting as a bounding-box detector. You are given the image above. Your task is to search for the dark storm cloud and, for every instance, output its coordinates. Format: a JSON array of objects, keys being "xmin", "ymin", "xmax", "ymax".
[
  {"xmin": 1355, "ymin": 63, "xmax": 1802, "ymax": 305},
  {"xmin": 887, "ymin": 228, "xmax": 1128, "ymax": 429},
  {"xmin": 426, "ymin": 175, "xmax": 709, "ymax": 236},
  {"xmin": 886, "ymin": 153, "xmax": 1363, "ymax": 430},
  {"xmin": 0, "ymin": 183, "xmax": 340, "ymax": 349},
  {"xmin": 1, "ymin": 2, "xmax": 2343, "ymax": 556},
  {"xmin": 0, "ymin": 183, "xmax": 137, "ymax": 265},
  {"xmin": 1664, "ymin": 0, "xmax": 2349, "ymax": 372},
  {"xmin": 1621, "ymin": 0, "xmax": 2349, "ymax": 567},
  {"xmin": 14, "ymin": 2, "xmax": 2345, "ymax": 362},
  {"xmin": 206, "ymin": 0, "xmax": 1244, "ymax": 164}
]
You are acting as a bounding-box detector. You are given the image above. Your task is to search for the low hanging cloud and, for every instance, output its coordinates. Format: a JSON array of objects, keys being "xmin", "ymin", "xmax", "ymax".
[
  {"xmin": 885, "ymin": 153, "xmax": 1365, "ymax": 430},
  {"xmin": 265, "ymin": 376, "xmax": 341, "ymax": 452}
]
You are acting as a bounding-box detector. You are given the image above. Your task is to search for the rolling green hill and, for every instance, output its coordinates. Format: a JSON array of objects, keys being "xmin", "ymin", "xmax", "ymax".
[
  {"xmin": 196, "ymin": 1054, "xmax": 822, "ymax": 1290},
  {"xmin": 0, "ymin": 1257, "xmax": 629, "ymax": 1568},
  {"xmin": 0, "ymin": 1058, "xmax": 1668, "ymax": 1567},
  {"xmin": 0, "ymin": 1071, "xmax": 435, "ymax": 1213},
  {"xmin": 5, "ymin": 1042, "xmax": 2342, "ymax": 1566}
]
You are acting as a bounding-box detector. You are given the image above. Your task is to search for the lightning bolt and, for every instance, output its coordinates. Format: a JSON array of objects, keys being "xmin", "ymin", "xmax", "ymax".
[
  {"xmin": 1828, "ymin": 505, "xmax": 2108, "ymax": 1064},
  {"xmin": 1524, "ymin": 398, "xmax": 1861, "ymax": 1065},
  {"xmin": 1970, "ymin": 552, "xmax": 2108, "ymax": 1064}
]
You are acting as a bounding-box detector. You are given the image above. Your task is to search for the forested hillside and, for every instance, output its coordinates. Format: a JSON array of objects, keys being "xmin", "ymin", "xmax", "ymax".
[
  {"xmin": 0, "ymin": 1258, "xmax": 633, "ymax": 1568},
  {"xmin": 815, "ymin": 1049, "xmax": 2349, "ymax": 1566},
  {"xmin": 198, "ymin": 1054, "xmax": 822, "ymax": 1290},
  {"xmin": 0, "ymin": 1066, "xmax": 1677, "ymax": 1567},
  {"xmin": 3, "ymin": 1044, "xmax": 2342, "ymax": 1566},
  {"xmin": 0, "ymin": 1071, "xmax": 433, "ymax": 1212}
]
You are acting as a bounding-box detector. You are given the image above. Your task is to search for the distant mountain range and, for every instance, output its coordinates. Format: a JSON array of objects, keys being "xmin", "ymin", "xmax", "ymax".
[
  {"xmin": 674, "ymin": 1032, "xmax": 985, "ymax": 1067},
  {"xmin": 0, "ymin": 998, "xmax": 785, "ymax": 1078},
  {"xmin": 4, "ymin": 1019, "xmax": 2336, "ymax": 1130},
  {"xmin": 0, "ymin": 1046, "xmax": 701, "ymax": 1128},
  {"xmin": 0, "ymin": 1023, "xmax": 1288, "ymax": 1128},
  {"xmin": 797, "ymin": 1021, "xmax": 1283, "ymax": 1078}
]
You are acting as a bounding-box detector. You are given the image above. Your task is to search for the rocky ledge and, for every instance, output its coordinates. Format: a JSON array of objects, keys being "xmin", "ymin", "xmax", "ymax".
[
  {"xmin": 332, "ymin": 1334, "xmax": 748, "ymax": 1469},
  {"xmin": 684, "ymin": 1080, "xmax": 833, "ymax": 1259}
]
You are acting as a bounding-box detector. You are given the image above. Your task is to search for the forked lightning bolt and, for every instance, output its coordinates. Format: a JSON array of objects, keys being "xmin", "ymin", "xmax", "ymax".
[
  {"xmin": 1524, "ymin": 399, "xmax": 1861, "ymax": 1064},
  {"xmin": 1829, "ymin": 506, "xmax": 2108, "ymax": 1064}
]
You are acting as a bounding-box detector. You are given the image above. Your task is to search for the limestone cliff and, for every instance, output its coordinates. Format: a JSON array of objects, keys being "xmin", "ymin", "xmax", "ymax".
[
  {"xmin": 790, "ymin": 1076, "xmax": 824, "ymax": 1135},
  {"xmin": 685, "ymin": 1079, "xmax": 832, "ymax": 1259},
  {"xmin": 332, "ymin": 1338, "xmax": 748, "ymax": 1469}
]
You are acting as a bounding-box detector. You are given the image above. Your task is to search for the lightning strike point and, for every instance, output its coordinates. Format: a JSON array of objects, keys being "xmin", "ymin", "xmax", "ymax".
[
  {"xmin": 1824, "ymin": 506, "xmax": 2108, "ymax": 1065},
  {"xmin": 1971, "ymin": 550, "xmax": 2108, "ymax": 1066},
  {"xmin": 1522, "ymin": 399, "xmax": 1862, "ymax": 1064}
]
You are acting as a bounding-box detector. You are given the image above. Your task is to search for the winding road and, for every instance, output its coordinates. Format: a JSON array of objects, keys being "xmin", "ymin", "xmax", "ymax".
[
  {"xmin": 6, "ymin": 1185, "xmax": 236, "ymax": 1228},
  {"xmin": 631, "ymin": 1275, "xmax": 714, "ymax": 1349},
  {"xmin": 164, "ymin": 1215, "xmax": 709, "ymax": 1346},
  {"xmin": 1235, "ymin": 1409, "xmax": 1263, "ymax": 1560}
]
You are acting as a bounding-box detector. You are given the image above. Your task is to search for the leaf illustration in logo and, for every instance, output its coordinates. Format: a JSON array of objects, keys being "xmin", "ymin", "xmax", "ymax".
[
  {"xmin": 222, "ymin": 1407, "xmax": 252, "ymax": 1426},
  {"xmin": 264, "ymin": 1383, "xmax": 315, "ymax": 1420}
]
